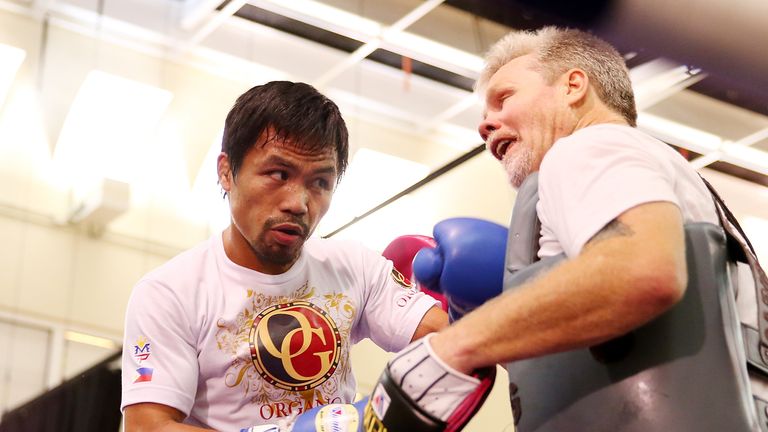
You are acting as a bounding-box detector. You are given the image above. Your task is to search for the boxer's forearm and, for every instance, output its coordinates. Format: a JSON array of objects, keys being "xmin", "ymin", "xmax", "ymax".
[
  {"xmin": 123, "ymin": 403, "xmax": 215, "ymax": 432},
  {"xmin": 410, "ymin": 305, "xmax": 449, "ymax": 342}
]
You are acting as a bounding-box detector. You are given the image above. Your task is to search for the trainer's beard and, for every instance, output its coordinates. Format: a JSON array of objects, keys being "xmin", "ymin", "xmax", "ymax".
[{"xmin": 502, "ymin": 146, "xmax": 533, "ymax": 189}]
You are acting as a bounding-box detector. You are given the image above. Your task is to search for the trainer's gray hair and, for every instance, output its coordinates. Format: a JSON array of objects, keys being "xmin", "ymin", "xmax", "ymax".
[{"xmin": 476, "ymin": 26, "xmax": 637, "ymax": 126}]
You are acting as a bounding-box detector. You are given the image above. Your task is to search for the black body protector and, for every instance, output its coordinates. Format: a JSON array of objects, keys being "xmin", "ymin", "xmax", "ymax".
[{"xmin": 503, "ymin": 172, "xmax": 768, "ymax": 431}]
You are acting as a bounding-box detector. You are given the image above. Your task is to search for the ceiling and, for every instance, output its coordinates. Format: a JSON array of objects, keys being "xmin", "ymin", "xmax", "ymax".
[
  {"xmin": 71, "ymin": 0, "xmax": 768, "ymax": 180},
  {"xmin": 225, "ymin": 0, "xmax": 768, "ymax": 185},
  {"xmin": 1, "ymin": 0, "xmax": 768, "ymax": 248}
]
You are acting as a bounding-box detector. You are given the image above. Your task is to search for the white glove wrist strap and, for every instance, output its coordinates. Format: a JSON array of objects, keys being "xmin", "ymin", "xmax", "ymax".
[{"xmin": 386, "ymin": 333, "xmax": 480, "ymax": 421}]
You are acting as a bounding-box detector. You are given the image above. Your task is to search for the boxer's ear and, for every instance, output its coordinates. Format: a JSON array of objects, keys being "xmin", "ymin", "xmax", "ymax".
[{"xmin": 217, "ymin": 153, "xmax": 232, "ymax": 192}]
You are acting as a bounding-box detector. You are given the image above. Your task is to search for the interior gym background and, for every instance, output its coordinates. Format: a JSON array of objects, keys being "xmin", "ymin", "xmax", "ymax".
[{"xmin": 0, "ymin": 0, "xmax": 767, "ymax": 431}]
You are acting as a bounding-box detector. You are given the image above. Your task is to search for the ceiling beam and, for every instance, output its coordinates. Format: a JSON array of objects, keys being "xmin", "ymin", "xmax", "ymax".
[
  {"xmin": 314, "ymin": 0, "xmax": 445, "ymax": 88},
  {"xmin": 32, "ymin": 0, "xmax": 54, "ymax": 19},
  {"xmin": 630, "ymin": 58, "xmax": 707, "ymax": 111},
  {"xmin": 180, "ymin": 0, "xmax": 226, "ymax": 30},
  {"xmin": 245, "ymin": 0, "xmax": 482, "ymax": 79},
  {"xmin": 690, "ymin": 127, "xmax": 768, "ymax": 171},
  {"xmin": 176, "ymin": 0, "xmax": 248, "ymax": 56},
  {"xmin": 418, "ymin": 93, "xmax": 478, "ymax": 133}
]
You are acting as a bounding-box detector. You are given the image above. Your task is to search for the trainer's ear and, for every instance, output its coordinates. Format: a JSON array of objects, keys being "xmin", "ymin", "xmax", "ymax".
[
  {"xmin": 217, "ymin": 153, "xmax": 232, "ymax": 192},
  {"xmin": 563, "ymin": 68, "xmax": 589, "ymax": 106}
]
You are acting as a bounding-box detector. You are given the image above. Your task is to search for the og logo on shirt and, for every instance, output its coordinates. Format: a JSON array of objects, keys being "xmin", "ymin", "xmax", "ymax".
[{"xmin": 249, "ymin": 301, "xmax": 341, "ymax": 391}]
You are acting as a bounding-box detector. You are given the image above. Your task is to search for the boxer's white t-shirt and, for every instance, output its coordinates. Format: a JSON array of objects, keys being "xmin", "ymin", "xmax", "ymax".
[{"xmin": 121, "ymin": 234, "xmax": 438, "ymax": 430}]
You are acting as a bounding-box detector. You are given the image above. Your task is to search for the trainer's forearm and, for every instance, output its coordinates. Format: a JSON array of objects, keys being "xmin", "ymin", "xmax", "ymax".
[{"xmin": 431, "ymin": 239, "xmax": 683, "ymax": 373}]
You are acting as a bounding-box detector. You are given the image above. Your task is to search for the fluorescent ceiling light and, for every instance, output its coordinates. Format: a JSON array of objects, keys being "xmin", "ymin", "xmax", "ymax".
[
  {"xmin": 64, "ymin": 330, "xmax": 119, "ymax": 350},
  {"xmin": 248, "ymin": 0, "xmax": 380, "ymax": 40},
  {"xmin": 0, "ymin": 43, "xmax": 26, "ymax": 107},
  {"xmin": 53, "ymin": 70, "xmax": 173, "ymax": 196},
  {"xmin": 637, "ymin": 112, "xmax": 723, "ymax": 154},
  {"xmin": 630, "ymin": 59, "xmax": 705, "ymax": 110},
  {"xmin": 328, "ymin": 90, "xmax": 479, "ymax": 151},
  {"xmin": 687, "ymin": 128, "xmax": 768, "ymax": 176},
  {"xmin": 635, "ymin": 113, "xmax": 768, "ymax": 173},
  {"xmin": 247, "ymin": 0, "xmax": 482, "ymax": 79},
  {"xmin": 722, "ymin": 145, "xmax": 768, "ymax": 176},
  {"xmin": 190, "ymin": 46, "xmax": 290, "ymax": 85},
  {"xmin": 182, "ymin": 0, "xmax": 229, "ymax": 29},
  {"xmin": 328, "ymin": 88, "xmax": 427, "ymax": 126},
  {"xmin": 317, "ymin": 148, "xmax": 430, "ymax": 240},
  {"xmin": 382, "ymin": 32, "xmax": 484, "ymax": 77},
  {"xmin": 630, "ymin": 58, "xmax": 683, "ymax": 85}
]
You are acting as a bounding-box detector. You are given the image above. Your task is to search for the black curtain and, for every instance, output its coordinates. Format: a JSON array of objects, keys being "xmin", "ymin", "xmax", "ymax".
[{"xmin": 0, "ymin": 351, "xmax": 122, "ymax": 432}]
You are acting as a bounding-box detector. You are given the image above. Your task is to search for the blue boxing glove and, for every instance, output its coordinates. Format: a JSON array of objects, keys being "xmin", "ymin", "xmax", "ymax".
[
  {"xmin": 413, "ymin": 218, "xmax": 507, "ymax": 321},
  {"xmin": 289, "ymin": 398, "xmax": 367, "ymax": 431}
]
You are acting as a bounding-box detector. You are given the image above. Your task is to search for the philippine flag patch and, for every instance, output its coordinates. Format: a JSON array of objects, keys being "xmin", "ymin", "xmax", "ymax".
[
  {"xmin": 134, "ymin": 367, "xmax": 153, "ymax": 383},
  {"xmin": 370, "ymin": 383, "xmax": 391, "ymax": 419}
]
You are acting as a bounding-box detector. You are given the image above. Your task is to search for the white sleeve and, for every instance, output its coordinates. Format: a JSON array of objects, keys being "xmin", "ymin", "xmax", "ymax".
[
  {"xmin": 538, "ymin": 135, "xmax": 679, "ymax": 258},
  {"xmin": 351, "ymin": 248, "xmax": 439, "ymax": 352},
  {"xmin": 120, "ymin": 279, "xmax": 199, "ymax": 416}
]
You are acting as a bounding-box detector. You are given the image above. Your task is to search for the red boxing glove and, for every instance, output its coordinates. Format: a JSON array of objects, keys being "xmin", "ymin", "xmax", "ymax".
[{"xmin": 383, "ymin": 235, "xmax": 448, "ymax": 311}]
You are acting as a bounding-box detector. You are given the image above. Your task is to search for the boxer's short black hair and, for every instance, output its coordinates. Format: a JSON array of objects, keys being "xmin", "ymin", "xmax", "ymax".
[{"xmin": 222, "ymin": 81, "xmax": 349, "ymax": 181}]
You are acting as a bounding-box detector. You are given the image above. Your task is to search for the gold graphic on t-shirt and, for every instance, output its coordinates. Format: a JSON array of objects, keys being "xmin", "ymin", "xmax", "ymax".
[
  {"xmin": 390, "ymin": 268, "xmax": 413, "ymax": 289},
  {"xmin": 217, "ymin": 283, "xmax": 357, "ymax": 414},
  {"xmin": 249, "ymin": 301, "xmax": 341, "ymax": 391},
  {"xmin": 323, "ymin": 292, "xmax": 355, "ymax": 320}
]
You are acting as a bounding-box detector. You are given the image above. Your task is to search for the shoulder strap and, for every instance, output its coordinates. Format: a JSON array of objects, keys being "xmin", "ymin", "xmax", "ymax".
[{"xmin": 700, "ymin": 175, "xmax": 768, "ymax": 368}]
